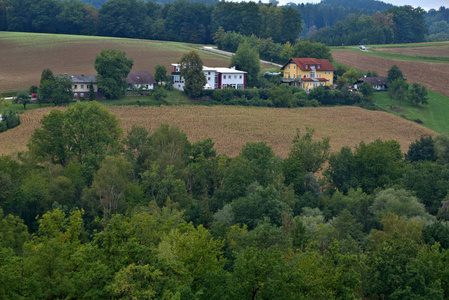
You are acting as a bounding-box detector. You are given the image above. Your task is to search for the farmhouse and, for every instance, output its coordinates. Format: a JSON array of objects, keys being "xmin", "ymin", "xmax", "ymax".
[
  {"xmin": 125, "ymin": 71, "xmax": 157, "ymax": 91},
  {"xmin": 170, "ymin": 64, "xmax": 247, "ymax": 91},
  {"xmin": 355, "ymin": 76, "xmax": 388, "ymax": 91},
  {"xmin": 280, "ymin": 58, "xmax": 335, "ymax": 91},
  {"xmin": 61, "ymin": 74, "xmax": 99, "ymax": 100}
]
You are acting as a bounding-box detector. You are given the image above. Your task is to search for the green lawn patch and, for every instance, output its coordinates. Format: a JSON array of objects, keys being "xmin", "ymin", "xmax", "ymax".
[{"xmin": 373, "ymin": 90, "xmax": 449, "ymax": 135}]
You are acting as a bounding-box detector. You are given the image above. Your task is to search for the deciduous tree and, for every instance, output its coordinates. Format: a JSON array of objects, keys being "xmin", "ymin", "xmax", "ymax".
[
  {"xmin": 95, "ymin": 49, "xmax": 133, "ymax": 99},
  {"xmin": 179, "ymin": 50, "xmax": 206, "ymax": 98}
]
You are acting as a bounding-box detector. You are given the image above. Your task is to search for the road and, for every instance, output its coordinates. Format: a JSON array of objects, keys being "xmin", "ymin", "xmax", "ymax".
[{"xmin": 202, "ymin": 46, "xmax": 283, "ymax": 68}]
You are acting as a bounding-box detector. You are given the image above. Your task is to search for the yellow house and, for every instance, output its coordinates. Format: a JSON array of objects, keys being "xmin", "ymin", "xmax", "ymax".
[{"xmin": 281, "ymin": 58, "xmax": 336, "ymax": 91}]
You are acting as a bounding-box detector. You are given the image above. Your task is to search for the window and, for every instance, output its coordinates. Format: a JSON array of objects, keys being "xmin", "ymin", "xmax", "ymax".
[
  {"xmin": 239, "ymin": 75, "xmax": 242, "ymax": 79},
  {"xmin": 237, "ymin": 84, "xmax": 243, "ymax": 89},
  {"xmin": 80, "ymin": 93, "xmax": 84, "ymax": 97},
  {"xmin": 306, "ymin": 65, "xmax": 308, "ymax": 69},
  {"xmin": 87, "ymin": 85, "xmax": 90, "ymax": 89},
  {"xmin": 208, "ymin": 77, "xmax": 211, "ymax": 80},
  {"xmin": 288, "ymin": 65, "xmax": 290, "ymax": 70},
  {"xmin": 81, "ymin": 85, "xmax": 84, "ymax": 89},
  {"xmin": 208, "ymin": 72, "xmax": 210, "ymax": 75},
  {"xmin": 293, "ymin": 74, "xmax": 295, "ymax": 78},
  {"xmin": 318, "ymin": 65, "xmax": 321, "ymax": 69},
  {"xmin": 223, "ymin": 75, "xmax": 226, "ymax": 79},
  {"xmin": 293, "ymin": 65, "xmax": 296, "ymax": 69},
  {"xmin": 74, "ymin": 84, "xmax": 78, "ymax": 89},
  {"xmin": 234, "ymin": 75, "xmax": 237, "ymax": 78}
]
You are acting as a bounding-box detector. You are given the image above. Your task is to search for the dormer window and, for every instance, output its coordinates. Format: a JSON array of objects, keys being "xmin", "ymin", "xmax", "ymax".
[
  {"xmin": 306, "ymin": 64, "xmax": 308, "ymax": 69},
  {"xmin": 318, "ymin": 65, "xmax": 321, "ymax": 69}
]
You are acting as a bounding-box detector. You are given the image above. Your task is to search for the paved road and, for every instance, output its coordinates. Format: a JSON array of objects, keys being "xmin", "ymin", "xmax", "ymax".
[{"xmin": 202, "ymin": 46, "xmax": 283, "ymax": 68}]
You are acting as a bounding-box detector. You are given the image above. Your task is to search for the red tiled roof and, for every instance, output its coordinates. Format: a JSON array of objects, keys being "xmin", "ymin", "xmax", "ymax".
[{"xmin": 281, "ymin": 58, "xmax": 336, "ymax": 71}]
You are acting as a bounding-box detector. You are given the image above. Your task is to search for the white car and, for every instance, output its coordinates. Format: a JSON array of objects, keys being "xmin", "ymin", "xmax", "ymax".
[{"xmin": 359, "ymin": 45, "xmax": 366, "ymax": 50}]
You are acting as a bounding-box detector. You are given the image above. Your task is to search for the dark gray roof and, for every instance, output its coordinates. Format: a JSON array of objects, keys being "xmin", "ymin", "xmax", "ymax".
[
  {"xmin": 356, "ymin": 76, "xmax": 388, "ymax": 85},
  {"xmin": 59, "ymin": 74, "xmax": 97, "ymax": 83},
  {"xmin": 125, "ymin": 71, "xmax": 157, "ymax": 85}
]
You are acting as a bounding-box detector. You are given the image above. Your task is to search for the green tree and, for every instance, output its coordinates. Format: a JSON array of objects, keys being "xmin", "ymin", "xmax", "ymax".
[
  {"xmin": 89, "ymin": 82, "xmax": 95, "ymax": 101},
  {"xmin": 283, "ymin": 127, "xmax": 330, "ymax": 195},
  {"xmin": 370, "ymin": 188, "xmax": 434, "ymax": 222},
  {"xmin": 388, "ymin": 77, "xmax": 408, "ymax": 101},
  {"xmin": 40, "ymin": 68, "xmax": 54, "ymax": 85},
  {"xmin": 179, "ymin": 50, "xmax": 206, "ymax": 98},
  {"xmin": 230, "ymin": 41, "xmax": 260, "ymax": 88},
  {"xmin": 154, "ymin": 65, "xmax": 167, "ymax": 86},
  {"xmin": 13, "ymin": 91, "xmax": 31, "ymax": 109},
  {"xmin": 358, "ymin": 81, "xmax": 374, "ymax": 99},
  {"xmin": 95, "ymin": 49, "xmax": 133, "ymax": 99},
  {"xmin": 409, "ymin": 82, "xmax": 428, "ymax": 105},
  {"xmin": 39, "ymin": 75, "xmax": 73, "ymax": 106},
  {"xmin": 405, "ymin": 135, "xmax": 437, "ymax": 162},
  {"xmin": 28, "ymin": 102, "xmax": 122, "ymax": 169},
  {"xmin": 85, "ymin": 156, "xmax": 133, "ymax": 219},
  {"xmin": 286, "ymin": 40, "xmax": 333, "ymax": 62},
  {"xmin": 387, "ymin": 64, "xmax": 404, "ymax": 84}
]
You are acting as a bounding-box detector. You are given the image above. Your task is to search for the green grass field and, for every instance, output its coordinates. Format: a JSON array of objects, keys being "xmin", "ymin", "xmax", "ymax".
[
  {"xmin": 331, "ymin": 41, "xmax": 449, "ymax": 64},
  {"xmin": 373, "ymin": 90, "xmax": 449, "ymax": 135}
]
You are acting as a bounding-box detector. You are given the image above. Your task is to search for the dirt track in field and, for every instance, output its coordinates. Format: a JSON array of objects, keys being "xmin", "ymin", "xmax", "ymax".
[
  {"xmin": 331, "ymin": 50, "xmax": 449, "ymax": 98},
  {"xmin": 0, "ymin": 105, "xmax": 435, "ymax": 158}
]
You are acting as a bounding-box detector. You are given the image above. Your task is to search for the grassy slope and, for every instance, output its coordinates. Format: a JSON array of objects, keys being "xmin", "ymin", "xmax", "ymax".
[{"xmin": 374, "ymin": 91, "xmax": 449, "ymax": 135}]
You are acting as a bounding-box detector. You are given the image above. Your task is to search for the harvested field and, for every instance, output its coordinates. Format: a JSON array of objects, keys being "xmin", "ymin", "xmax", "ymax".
[
  {"xmin": 331, "ymin": 49, "xmax": 449, "ymax": 98},
  {"xmin": 0, "ymin": 105, "xmax": 435, "ymax": 158},
  {"xmin": 374, "ymin": 44, "xmax": 449, "ymax": 57},
  {"xmin": 0, "ymin": 32, "xmax": 231, "ymax": 93}
]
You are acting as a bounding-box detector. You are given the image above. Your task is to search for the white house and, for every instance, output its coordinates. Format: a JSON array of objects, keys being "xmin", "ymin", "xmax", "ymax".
[{"xmin": 170, "ymin": 64, "xmax": 247, "ymax": 91}]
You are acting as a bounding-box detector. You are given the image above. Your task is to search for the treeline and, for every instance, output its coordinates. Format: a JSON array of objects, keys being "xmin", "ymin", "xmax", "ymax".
[
  {"xmin": 310, "ymin": 5, "xmax": 427, "ymax": 45},
  {"xmin": 426, "ymin": 6, "xmax": 449, "ymax": 42},
  {"xmin": 0, "ymin": 0, "xmax": 301, "ymax": 45},
  {"xmin": 2, "ymin": 101, "xmax": 449, "ymax": 297},
  {"xmin": 291, "ymin": 0, "xmax": 393, "ymax": 37}
]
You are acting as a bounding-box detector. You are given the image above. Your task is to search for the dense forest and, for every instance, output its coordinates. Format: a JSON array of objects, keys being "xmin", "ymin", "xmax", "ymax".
[
  {"xmin": 2, "ymin": 101, "xmax": 449, "ymax": 298},
  {"xmin": 1, "ymin": 0, "xmax": 446, "ymax": 48}
]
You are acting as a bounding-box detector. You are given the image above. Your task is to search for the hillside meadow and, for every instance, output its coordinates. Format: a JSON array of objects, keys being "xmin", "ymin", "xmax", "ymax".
[
  {"xmin": 0, "ymin": 105, "xmax": 435, "ymax": 158},
  {"xmin": 0, "ymin": 32, "xmax": 278, "ymax": 93}
]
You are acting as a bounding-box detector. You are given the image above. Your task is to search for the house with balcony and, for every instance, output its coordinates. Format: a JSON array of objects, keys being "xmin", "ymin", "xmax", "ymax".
[
  {"xmin": 170, "ymin": 64, "xmax": 247, "ymax": 91},
  {"xmin": 280, "ymin": 58, "xmax": 336, "ymax": 91}
]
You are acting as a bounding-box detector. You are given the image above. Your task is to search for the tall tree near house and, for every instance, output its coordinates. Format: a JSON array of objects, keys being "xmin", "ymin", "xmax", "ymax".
[
  {"xmin": 39, "ymin": 76, "xmax": 73, "ymax": 106},
  {"xmin": 154, "ymin": 65, "xmax": 167, "ymax": 86},
  {"xmin": 230, "ymin": 41, "xmax": 260, "ymax": 88},
  {"xmin": 387, "ymin": 65, "xmax": 404, "ymax": 84},
  {"xmin": 94, "ymin": 49, "xmax": 133, "ymax": 99},
  {"xmin": 13, "ymin": 91, "xmax": 31, "ymax": 109},
  {"xmin": 179, "ymin": 50, "xmax": 207, "ymax": 98},
  {"xmin": 89, "ymin": 82, "xmax": 95, "ymax": 101},
  {"xmin": 40, "ymin": 68, "xmax": 54, "ymax": 85}
]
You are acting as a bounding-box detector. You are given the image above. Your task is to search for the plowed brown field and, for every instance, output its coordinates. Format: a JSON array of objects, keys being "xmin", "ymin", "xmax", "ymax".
[
  {"xmin": 0, "ymin": 105, "xmax": 435, "ymax": 158},
  {"xmin": 331, "ymin": 50, "xmax": 449, "ymax": 98},
  {"xmin": 375, "ymin": 44, "xmax": 449, "ymax": 57},
  {"xmin": 0, "ymin": 33, "xmax": 231, "ymax": 93}
]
